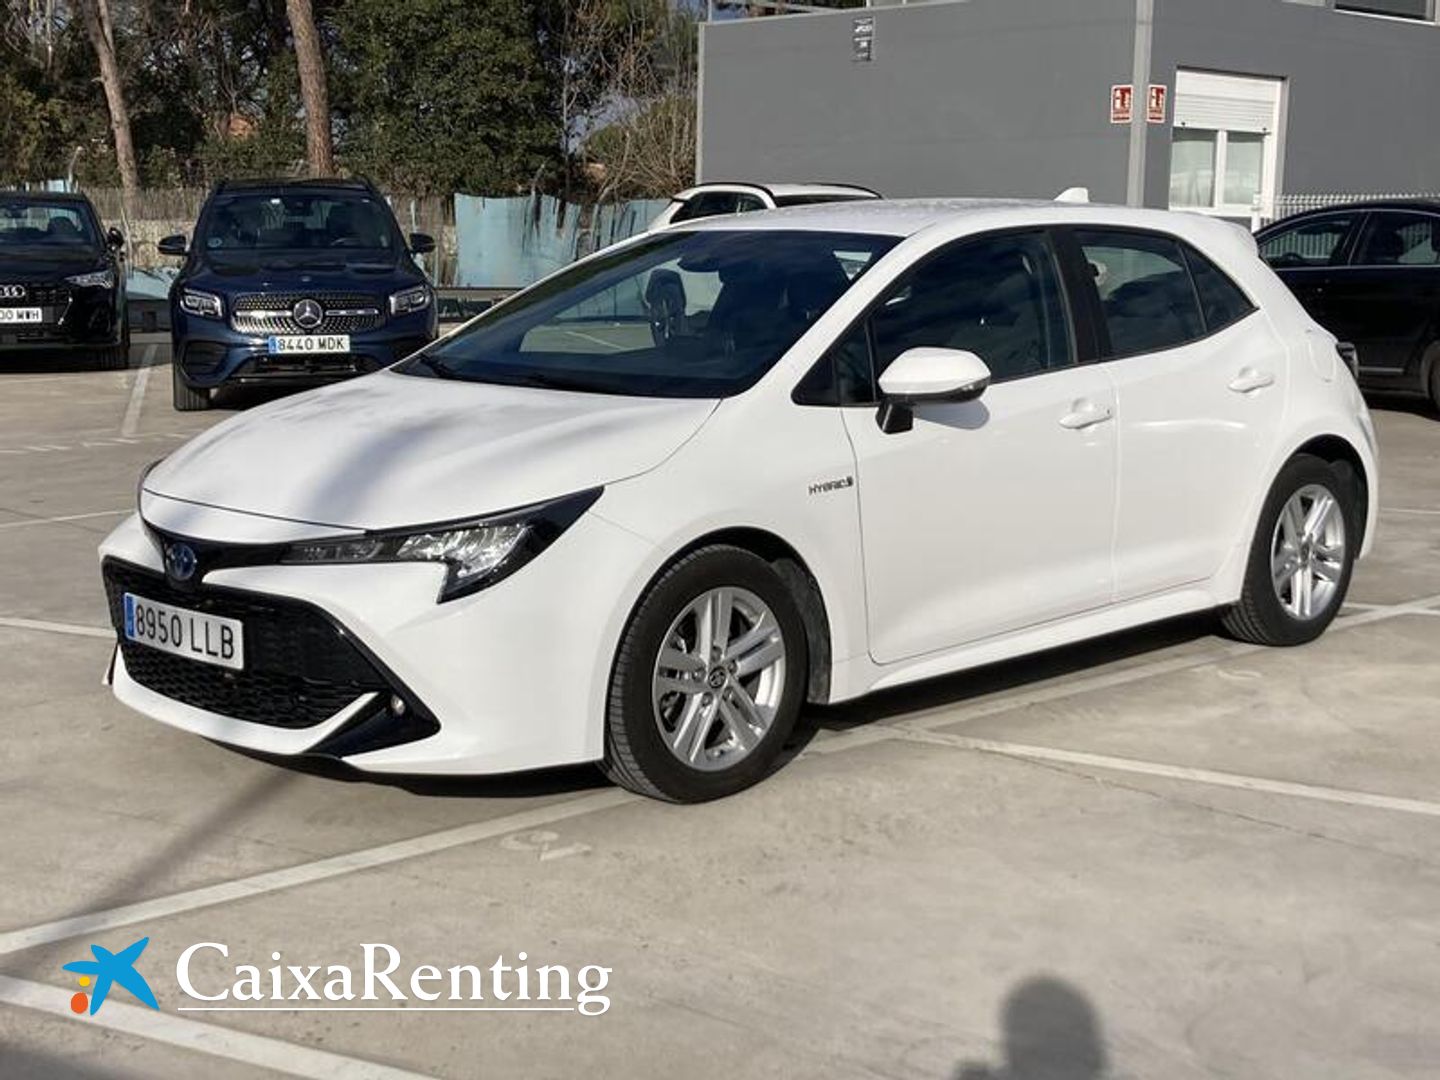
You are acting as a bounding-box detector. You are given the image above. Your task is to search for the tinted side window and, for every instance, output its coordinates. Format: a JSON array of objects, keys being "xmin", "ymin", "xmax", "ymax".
[
  {"xmin": 1258, "ymin": 215, "xmax": 1356, "ymax": 269},
  {"xmin": 1354, "ymin": 211, "xmax": 1440, "ymax": 266},
  {"xmin": 869, "ymin": 232, "xmax": 1073, "ymax": 388},
  {"xmin": 1075, "ymin": 230, "xmax": 1204, "ymax": 358},
  {"xmin": 670, "ymin": 192, "xmax": 741, "ymax": 224},
  {"xmin": 735, "ymin": 194, "xmax": 767, "ymax": 213},
  {"xmin": 1182, "ymin": 245, "xmax": 1255, "ymax": 334}
]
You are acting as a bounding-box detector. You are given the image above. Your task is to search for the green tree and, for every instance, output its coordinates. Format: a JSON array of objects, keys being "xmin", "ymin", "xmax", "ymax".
[{"xmin": 333, "ymin": 0, "xmax": 558, "ymax": 194}]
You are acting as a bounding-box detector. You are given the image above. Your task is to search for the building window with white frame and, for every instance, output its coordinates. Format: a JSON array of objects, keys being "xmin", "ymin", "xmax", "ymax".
[{"xmin": 1168, "ymin": 70, "xmax": 1284, "ymax": 223}]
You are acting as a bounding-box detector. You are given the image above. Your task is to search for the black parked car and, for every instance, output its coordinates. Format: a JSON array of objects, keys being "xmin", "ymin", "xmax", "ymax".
[
  {"xmin": 1257, "ymin": 200, "xmax": 1440, "ymax": 411},
  {"xmin": 161, "ymin": 177, "xmax": 437, "ymax": 410},
  {"xmin": 0, "ymin": 191, "xmax": 128, "ymax": 370}
]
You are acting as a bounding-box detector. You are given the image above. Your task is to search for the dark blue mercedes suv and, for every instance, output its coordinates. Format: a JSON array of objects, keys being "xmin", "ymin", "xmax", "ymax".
[{"xmin": 160, "ymin": 177, "xmax": 438, "ymax": 410}]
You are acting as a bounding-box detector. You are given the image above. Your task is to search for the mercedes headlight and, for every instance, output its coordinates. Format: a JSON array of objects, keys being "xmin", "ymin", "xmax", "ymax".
[
  {"xmin": 181, "ymin": 289, "xmax": 223, "ymax": 319},
  {"xmin": 389, "ymin": 284, "xmax": 432, "ymax": 316},
  {"xmin": 280, "ymin": 488, "xmax": 601, "ymax": 601},
  {"xmin": 66, "ymin": 268, "xmax": 115, "ymax": 289}
]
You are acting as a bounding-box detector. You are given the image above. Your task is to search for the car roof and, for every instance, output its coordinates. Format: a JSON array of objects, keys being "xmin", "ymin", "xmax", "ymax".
[
  {"xmin": 0, "ymin": 190, "xmax": 94, "ymax": 205},
  {"xmin": 674, "ymin": 197, "xmax": 1243, "ymax": 240},
  {"xmin": 675, "ymin": 182, "xmax": 880, "ymax": 201},
  {"xmin": 209, "ymin": 177, "xmax": 379, "ymax": 198},
  {"xmin": 1257, "ymin": 198, "xmax": 1440, "ymax": 233}
]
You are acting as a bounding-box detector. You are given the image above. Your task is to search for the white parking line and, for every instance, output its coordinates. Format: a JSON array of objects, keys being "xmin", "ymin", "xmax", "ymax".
[
  {"xmin": 120, "ymin": 346, "xmax": 158, "ymax": 436},
  {"xmin": 0, "ymin": 790, "xmax": 636, "ymax": 957},
  {"xmin": 1382, "ymin": 506, "xmax": 1440, "ymax": 516},
  {"xmin": 895, "ymin": 729, "xmax": 1440, "ymax": 818},
  {"xmin": 0, "ymin": 616, "xmax": 113, "ymax": 640},
  {"xmin": 0, "ymin": 509, "xmax": 129, "ymax": 531},
  {"xmin": 0, "ymin": 975, "xmax": 436, "ymax": 1080}
]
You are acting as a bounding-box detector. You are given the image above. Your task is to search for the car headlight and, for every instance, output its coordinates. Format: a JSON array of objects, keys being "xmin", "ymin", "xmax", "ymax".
[
  {"xmin": 389, "ymin": 284, "xmax": 432, "ymax": 316},
  {"xmin": 66, "ymin": 268, "xmax": 115, "ymax": 289},
  {"xmin": 180, "ymin": 289, "xmax": 223, "ymax": 319},
  {"xmin": 280, "ymin": 488, "xmax": 601, "ymax": 601}
]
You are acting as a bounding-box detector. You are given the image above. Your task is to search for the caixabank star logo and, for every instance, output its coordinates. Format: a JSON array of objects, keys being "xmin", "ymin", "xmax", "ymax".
[{"xmin": 64, "ymin": 936, "xmax": 159, "ymax": 1016}]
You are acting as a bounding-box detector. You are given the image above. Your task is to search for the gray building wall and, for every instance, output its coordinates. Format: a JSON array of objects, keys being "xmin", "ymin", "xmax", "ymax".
[
  {"xmin": 1144, "ymin": 0, "xmax": 1440, "ymax": 205},
  {"xmin": 699, "ymin": 0, "xmax": 1139, "ymax": 203},
  {"xmin": 700, "ymin": 0, "xmax": 1440, "ymax": 209}
]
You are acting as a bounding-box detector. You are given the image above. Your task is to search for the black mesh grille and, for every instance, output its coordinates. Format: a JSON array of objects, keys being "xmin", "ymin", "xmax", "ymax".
[
  {"xmin": 103, "ymin": 560, "xmax": 391, "ymax": 729},
  {"xmin": 232, "ymin": 291, "xmax": 383, "ymax": 335}
]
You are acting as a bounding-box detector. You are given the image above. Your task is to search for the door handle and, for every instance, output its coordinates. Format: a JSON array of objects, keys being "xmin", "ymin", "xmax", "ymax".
[
  {"xmin": 1058, "ymin": 401, "xmax": 1114, "ymax": 430},
  {"xmin": 1228, "ymin": 368, "xmax": 1276, "ymax": 394}
]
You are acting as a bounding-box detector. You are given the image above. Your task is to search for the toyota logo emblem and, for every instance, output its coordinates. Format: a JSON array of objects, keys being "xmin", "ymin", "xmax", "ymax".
[
  {"xmin": 164, "ymin": 542, "xmax": 198, "ymax": 583},
  {"xmin": 0, "ymin": 285, "xmax": 24, "ymax": 300},
  {"xmin": 292, "ymin": 298, "xmax": 323, "ymax": 329}
]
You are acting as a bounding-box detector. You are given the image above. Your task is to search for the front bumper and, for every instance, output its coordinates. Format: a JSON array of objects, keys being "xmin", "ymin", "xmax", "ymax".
[
  {"xmin": 171, "ymin": 306, "xmax": 436, "ymax": 389},
  {"xmin": 0, "ymin": 285, "xmax": 123, "ymax": 353},
  {"xmin": 99, "ymin": 501, "xmax": 653, "ymax": 775}
]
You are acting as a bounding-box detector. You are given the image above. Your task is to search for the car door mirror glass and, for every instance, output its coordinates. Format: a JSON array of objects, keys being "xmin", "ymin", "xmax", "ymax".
[{"xmin": 157, "ymin": 234, "xmax": 188, "ymax": 257}]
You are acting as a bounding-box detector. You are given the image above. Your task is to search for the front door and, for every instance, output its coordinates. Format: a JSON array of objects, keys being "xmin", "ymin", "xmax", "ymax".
[
  {"xmin": 1320, "ymin": 210, "xmax": 1440, "ymax": 382},
  {"xmin": 839, "ymin": 230, "xmax": 1117, "ymax": 664}
]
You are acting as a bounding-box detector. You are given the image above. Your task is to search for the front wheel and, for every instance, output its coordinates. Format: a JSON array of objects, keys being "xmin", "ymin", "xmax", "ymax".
[
  {"xmin": 172, "ymin": 362, "xmax": 211, "ymax": 411},
  {"xmin": 603, "ymin": 546, "xmax": 808, "ymax": 802},
  {"xmin": 1221, "ymin": 454, "xmax": 1357, "ymax": 646}
]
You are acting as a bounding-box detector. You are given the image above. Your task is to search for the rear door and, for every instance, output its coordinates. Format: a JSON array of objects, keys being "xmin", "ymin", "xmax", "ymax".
[
  {"xmin": 1067, "ymin": 228, "xmax": 1289, "ymax": 600},
  {"xmin": 1319, "ymin": 209, "xmax": 1440, "ymax": 382}
]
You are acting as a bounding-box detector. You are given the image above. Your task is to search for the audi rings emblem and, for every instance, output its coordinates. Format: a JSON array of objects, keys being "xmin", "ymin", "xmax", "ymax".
[{"xmin": 0, "ymin": 285, "xmax": 25, "ymax": 300}]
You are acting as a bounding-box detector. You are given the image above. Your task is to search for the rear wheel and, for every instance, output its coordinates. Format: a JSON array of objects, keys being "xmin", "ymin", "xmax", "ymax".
[
  {"xmin": 603, "ymin": 546, "xmax": 807, "ymax": 802},
  {"xmin": 1429, "ymin": 351, "xmax": 1440, "ymax": 415},
  {"xmin": 171, "ymin": 362, "xmax": 211, "ymax": 411},
  {"xmin": 1221, "ymin": 454, "xmax": 1357, "ymax": 646}
]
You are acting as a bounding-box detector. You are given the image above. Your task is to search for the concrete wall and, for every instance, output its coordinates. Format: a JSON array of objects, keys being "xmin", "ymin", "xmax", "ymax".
[
  {"xmin": 699, "ymin": 0, "xmax": 1139, "ymax": 203},
  {"xmin": 1144, "ymin": 0, "xmax": 1440, "ymax": 205}
]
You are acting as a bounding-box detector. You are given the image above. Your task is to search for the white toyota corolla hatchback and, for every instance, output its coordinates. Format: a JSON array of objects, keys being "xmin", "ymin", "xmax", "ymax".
[{"xmin": 101, "ymin": 200, "xmax": 1378, "ymax": 801}]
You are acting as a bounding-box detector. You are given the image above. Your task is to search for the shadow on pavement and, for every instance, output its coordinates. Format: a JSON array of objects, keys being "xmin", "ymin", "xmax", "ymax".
[
  {"xmin": 804, "ymin": 611, "xmax": 1221, "ymax": 738},
  {"xmin": 955, "ymin": 976, "xmax": 1107, "ymax": 1080}
]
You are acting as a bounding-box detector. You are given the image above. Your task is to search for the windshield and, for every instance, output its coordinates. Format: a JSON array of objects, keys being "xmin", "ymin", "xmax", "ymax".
[
  {"xmin": 0, "ymin": 201, "xmax": 100, "ymax": 250},
  {"xmin": 199, "ymin": 192, "xmax": 397, "ymax": 253},
  {"xmin": 400, "ymin": 229, "xmax": 897, "ymax": 398}
]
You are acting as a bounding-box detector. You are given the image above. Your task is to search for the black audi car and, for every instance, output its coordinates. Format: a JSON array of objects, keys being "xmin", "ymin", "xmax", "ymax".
[
  {"xmin": 161, "ymin": 177, "xmax": 437, "ymax": 410},
  {"xmin": 0, "ymin": 191, "xmax": 128, "ymax": 369},
  {"xmin": 1257, "ymin": 199, "xmax": 1440, "ymax": 412}
]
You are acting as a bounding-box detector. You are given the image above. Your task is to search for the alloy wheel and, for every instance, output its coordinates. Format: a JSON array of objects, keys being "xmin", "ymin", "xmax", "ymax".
[
  {"xmin": 651, "ymin": 586, "xmax": 787, "ymax": 772},
  {"xmin": 1269, "ymin": 483, "xmax": 1347, "ymax": 621}
]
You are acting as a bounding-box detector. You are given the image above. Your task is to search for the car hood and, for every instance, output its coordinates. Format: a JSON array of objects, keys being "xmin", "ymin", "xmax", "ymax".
[
  {"xmin": 1, "ymin": 250, "xmax": 107, "ymax": 281},
  {"xmin": 143, "ymin": 371, "xmax": 718, "ymax": 531},
  {"xmin": 189, "ymin": 252, "xmax": 419, "ymax": 291}
]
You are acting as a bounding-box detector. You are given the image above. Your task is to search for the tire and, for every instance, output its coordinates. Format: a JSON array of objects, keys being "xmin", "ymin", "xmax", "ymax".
[
  {"xmin": 1221, "ymin": 454, "xmax": 1358, "ymax": 647},
  {"xmin": 602, "ymin": 545, "xmax": 808, "ymax": 802},
  {"xmin": 1429, "ymin": 352, "xmax": 1440, "ymax": 416},
  {"xmin": 94, "ymin": 313, "xmax": 131, "ymax": 371},
  {"xmin": 172, "ymin": 362, "xmax": 211, "ymax": 411}
]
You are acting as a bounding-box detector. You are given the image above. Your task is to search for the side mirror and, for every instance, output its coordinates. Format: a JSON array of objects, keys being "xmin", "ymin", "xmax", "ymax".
[
  {"xmin": 409, "ymin": 232, "xmax": 436, "ymax": 255},
  {"xmin": 876, "ymin": 347, "xmax": 991, "ymax": 434},
  {"xmin": 106, "ymin": 227, "xmax": 125, "ymax": 251},
  {"xmin": 157, "ymin": 234, "xmax": 188, "ymax": 258}
]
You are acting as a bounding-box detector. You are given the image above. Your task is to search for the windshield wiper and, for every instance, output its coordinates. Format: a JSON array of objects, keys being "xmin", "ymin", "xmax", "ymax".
[{"xmin": 414, "ymin": 354, "xmax": 463, "ymax": 380}]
